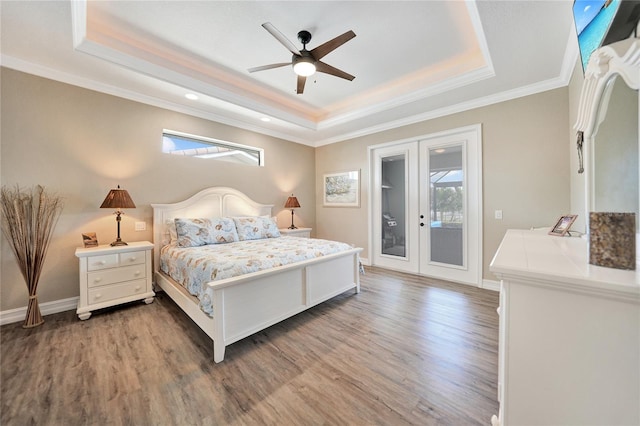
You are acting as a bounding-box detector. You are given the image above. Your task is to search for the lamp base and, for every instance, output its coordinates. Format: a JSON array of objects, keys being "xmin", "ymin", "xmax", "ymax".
[
  {"xmin": 288, "ymin": 209, "xmax": 298, "ymax": 230},
  {"xmin": 110, "ymin": 239, "xmax": 128, "ymax": 246}
]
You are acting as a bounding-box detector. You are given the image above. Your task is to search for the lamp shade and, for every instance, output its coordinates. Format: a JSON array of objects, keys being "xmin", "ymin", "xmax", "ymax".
[
  {"xmin": 100, "ymin": 185, "xmax": 136, "ymax": 209},
  {"xmin": 284, "ymin": 195, "xmax": 301, "ymax": 209}
]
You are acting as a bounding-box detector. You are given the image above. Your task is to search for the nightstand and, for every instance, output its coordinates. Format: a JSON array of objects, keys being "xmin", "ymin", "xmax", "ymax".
[
  {"xmin": 75, "ymin": 241, "xmax": 154, "ymax": 320},
  {"xmin": 279, "ymin": 227, "xmax": 312, "ymax": 238}
]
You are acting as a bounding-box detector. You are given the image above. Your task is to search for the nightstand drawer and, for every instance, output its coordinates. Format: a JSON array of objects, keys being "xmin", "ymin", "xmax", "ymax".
[
  {"xmin": 88, "ymin": 279, "xmax": 147, "ymax": 304},
  {"xmin": 87, "ymin": 265, "xmax": 146, "ymax": 288},
  {"xmin": 87, "ymin": 254, "xmax": 119, "ymax": 271},
  {"xmin": 118, "ymin": 250, "xmax": 146, "ymax": 266}
]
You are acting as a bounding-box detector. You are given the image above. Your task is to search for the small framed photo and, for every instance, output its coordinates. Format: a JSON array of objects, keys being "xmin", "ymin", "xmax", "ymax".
[
  {"xmin": 549, "ymin": 215, "xmax": 578, "ymax": 236},
  {"xmin": 323, "ymin": 170, "xmax": 360, "ymax": 207},
  {"xmin": 82, "ymin": 232, "xmax": 99, "ymax": 248}
]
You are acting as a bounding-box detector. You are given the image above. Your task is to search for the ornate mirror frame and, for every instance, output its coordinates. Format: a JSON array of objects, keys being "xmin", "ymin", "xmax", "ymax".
[{"xmin": 574, "ymin": 37, "xmax": 640, "ymax": 226}]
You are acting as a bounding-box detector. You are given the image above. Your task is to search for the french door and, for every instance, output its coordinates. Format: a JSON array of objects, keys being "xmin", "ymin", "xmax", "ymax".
[{"xmin": 371, "ymin": 125, "xmax": 482, "ymax": 286}]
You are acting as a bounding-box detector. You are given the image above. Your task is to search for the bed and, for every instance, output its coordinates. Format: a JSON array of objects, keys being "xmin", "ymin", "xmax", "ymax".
[{"xmin": 151, "ymin": 187, "xmax": 363, "ymax": 363}]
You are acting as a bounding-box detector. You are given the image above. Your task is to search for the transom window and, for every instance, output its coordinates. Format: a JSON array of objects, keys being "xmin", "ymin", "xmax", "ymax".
[{"xmin": 162, "ymin": 130, "xmax": 264, "ymax": 166}]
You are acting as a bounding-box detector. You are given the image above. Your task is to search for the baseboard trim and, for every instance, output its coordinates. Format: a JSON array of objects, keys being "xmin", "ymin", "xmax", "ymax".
[
  {"xmin": 0, "ymin": 297, "xmax": 79, "ymax": 326},
  {"xmin": 481, "ymin": 279, "xmax": 500, "ymax": 292}
]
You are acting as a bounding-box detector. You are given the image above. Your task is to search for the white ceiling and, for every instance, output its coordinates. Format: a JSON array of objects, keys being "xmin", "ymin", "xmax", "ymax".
[{"xmin": 1, "ymin": 0, "xmax": 577, "ymax": 146}]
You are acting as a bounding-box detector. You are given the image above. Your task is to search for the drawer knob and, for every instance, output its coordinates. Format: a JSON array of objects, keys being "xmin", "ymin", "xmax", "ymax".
[
  {"xmin": 134, "ymin": 270, "xmax": 141, "ymax": 276},
  {"xmin": 93, "ymin": 277, "xmax": 102, "ymax": 283},
  {"xmin": 98, "ymin": 261, "xmax": 106, "ymax": 265},
  {"xmin": 135, "ymin": 286, "xmax": 141, "ymax": 291},
  {"xmin": 94, "ymin": 294, "xmax": 102, "ymax": 300},
  {"xmin": 128, "ymin": 257, "xmax": 137, "ymax": 262}
]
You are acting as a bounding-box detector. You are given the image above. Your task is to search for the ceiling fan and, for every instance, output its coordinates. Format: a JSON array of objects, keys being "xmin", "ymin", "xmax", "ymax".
[{"xmin": 248, "ymin": 22, "xmax": 356, "ymax": 94}]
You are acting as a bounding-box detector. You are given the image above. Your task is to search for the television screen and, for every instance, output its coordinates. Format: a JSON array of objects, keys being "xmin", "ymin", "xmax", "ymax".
[
  {"xmin": 574, "ymin": 0, "xmax": 640, "ymax": 72},
  {"xmin": 574, "ymin": 0, "xmax": 620, "ymax": 72}
]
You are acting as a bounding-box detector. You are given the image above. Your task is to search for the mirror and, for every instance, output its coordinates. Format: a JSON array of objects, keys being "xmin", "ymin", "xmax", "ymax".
[
  {"xmin": 592, "ymin": 76, "xmax": 639, "ymax": 230},
  {"xmin": 574, "ymin": 37, "xmax": 640, "ymax": 232}
]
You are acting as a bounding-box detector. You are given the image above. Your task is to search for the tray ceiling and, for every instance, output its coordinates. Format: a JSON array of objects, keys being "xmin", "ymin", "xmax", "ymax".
[{"xmin": 1, "ymin": 1, "xmax": 577, "ymax": 146}]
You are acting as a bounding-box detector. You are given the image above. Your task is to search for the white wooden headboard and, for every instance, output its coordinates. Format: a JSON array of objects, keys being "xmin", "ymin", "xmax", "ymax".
[{"xmin": 151, "ymin": 187, "xmax": 273, "ymax": 272}]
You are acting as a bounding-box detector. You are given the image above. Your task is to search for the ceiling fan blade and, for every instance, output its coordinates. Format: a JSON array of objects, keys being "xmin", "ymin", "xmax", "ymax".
[
  {"xmin": 248, "ymin": 63, "xmax": 291, "ymax": 73},
  {"xmin": 315, "ymin": 61, "xmax": 355, "ymax": 81},
  {"xmin": 262, "ymin": 22, "xmax": 300, "ymax": 55},
  {"xmin": 296, "ymin": 75, "xmax": 307, "ymax": 94},
  {"xmin": 310, "ymin": 30, "xmax": 356, "ymax": 60}
]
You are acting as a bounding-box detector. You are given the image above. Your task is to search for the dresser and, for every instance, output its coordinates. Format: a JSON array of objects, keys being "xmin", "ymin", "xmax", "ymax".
[
  {"xmin": 75, "ymin": 241, "xmax": 155, "ymax": 320},
  {"xmin": 279, "ymin": 227, "xmax": 312, "ymax": 238},
  {"xmin": 490, "ymin": 229, "xmax": 640, "ymax": 425}
]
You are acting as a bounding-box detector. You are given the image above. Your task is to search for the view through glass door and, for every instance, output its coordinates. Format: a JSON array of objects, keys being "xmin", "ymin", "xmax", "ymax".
[
  {"xmin": 371, "ymin": 126, "xmax": 482, "ymax": 286},
  {"xmin": 428, "ymin": 145, "xmax": 464, "ymax": 266}
]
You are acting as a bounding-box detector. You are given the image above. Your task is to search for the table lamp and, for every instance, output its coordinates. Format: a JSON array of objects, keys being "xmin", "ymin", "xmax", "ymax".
[
  {"xmin": 100, "ymin": 185, "xmax": 136, "ymax": 246},
  {"xmin": 284, "ymin": 194, "xmax": 301, "ymax": 229}
]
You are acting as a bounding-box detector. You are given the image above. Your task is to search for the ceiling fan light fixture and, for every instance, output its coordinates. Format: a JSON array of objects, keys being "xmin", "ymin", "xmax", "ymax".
[{"xmin": 293, "ymin": 57, "xmax": 316, "ymax": 77}]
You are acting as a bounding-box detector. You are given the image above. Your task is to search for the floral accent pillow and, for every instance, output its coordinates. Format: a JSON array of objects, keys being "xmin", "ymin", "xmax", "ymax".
[
  {"xmin": 174, "ymin": 217, "xmax": 239, "ymax": 247},
  {"xmin": 233, "ymin": 216, "xmax": 281, "ymax": 241}
]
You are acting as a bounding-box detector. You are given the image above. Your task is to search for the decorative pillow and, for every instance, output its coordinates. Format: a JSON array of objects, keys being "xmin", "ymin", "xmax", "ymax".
[
  {"xmin": 209, "ymin": 217, "xmax": 239, "ymax": 244},
  {"xmin": 233, "ymin": 216, "xmax": 281, "ymax": 241},
  {"xmin": 165, "ymin": 219, "xmax": 178, "ymax": 245},
  {"xmin": 174, "ymin": 217, "xmax": 239, "ymax": 247}
]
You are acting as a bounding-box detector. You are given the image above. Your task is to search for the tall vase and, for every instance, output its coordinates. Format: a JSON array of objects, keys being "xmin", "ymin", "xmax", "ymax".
[{"xmin": 1, "ymin": 185, "xmax": 63, "ymax": 328}]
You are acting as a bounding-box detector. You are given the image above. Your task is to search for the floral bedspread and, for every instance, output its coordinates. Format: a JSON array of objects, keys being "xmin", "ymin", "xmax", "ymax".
[{"xmin": 160, "ymin": 236, "xmax": 353, "ymax": 316}]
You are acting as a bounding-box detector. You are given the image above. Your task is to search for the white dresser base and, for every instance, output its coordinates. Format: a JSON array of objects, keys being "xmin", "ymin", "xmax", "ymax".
[{"xmin": 490, "ymin": 229, "xmax": 639, "ymax": 425}]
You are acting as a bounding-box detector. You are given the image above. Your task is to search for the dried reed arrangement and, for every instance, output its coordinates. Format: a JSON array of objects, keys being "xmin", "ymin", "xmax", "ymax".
[{"xmin": 1, "ymin": 185, "xmax": 63, "ymax": 328}]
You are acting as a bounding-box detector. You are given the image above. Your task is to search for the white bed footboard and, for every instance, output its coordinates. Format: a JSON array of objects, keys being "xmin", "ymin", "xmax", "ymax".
[{"xmin": 155, "ymin": 248, "xmax": 361, "ymax": 362}]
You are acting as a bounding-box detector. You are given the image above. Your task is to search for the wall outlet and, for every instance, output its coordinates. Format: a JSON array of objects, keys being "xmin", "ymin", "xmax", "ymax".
[
  {"xmin": 494, "ymin": 210, "xmax": 503, "ymax": 220},
  {"xmin": 135, "ymin": 221, "xmax": 146, "ymax": 231}
]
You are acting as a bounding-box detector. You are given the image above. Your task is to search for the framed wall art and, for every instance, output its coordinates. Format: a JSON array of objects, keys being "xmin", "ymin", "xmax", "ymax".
[{"xmin": 323, "ymin": 170, "xmax": 360, "ymax": 207}]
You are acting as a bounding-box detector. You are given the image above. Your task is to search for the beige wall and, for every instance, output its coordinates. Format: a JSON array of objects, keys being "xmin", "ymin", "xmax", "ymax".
[
  {"xmin": 316, "ymin": 88, "xmax": 571, "ymax": 281},
  {"xmin": 1, "ymin": 68, "xmax": 315, "ymax": 311},
  {"xmin": 1, "ymin": 66, "xmax": 575, "ymax": 312}
]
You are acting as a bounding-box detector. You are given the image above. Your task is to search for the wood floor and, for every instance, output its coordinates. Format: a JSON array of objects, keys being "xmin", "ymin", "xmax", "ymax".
[{"xmin": 1, "ymin": 267, "xmax": 499, "ymax": 425}]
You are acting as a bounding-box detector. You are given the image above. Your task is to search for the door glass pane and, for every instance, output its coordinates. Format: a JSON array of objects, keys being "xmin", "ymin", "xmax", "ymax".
[
  {"xmin": 429, "ymin": 146, "xmax": 463, "ymax": 266},
  {"xmin": 381, "ymin": 154, "xmax": 406, "ymax": 257}
]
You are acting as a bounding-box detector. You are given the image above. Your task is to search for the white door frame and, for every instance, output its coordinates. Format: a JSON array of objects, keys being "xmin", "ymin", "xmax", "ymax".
[{"xmin": 368, "ymin": 124, "xmax": 483, "ymax": 286}]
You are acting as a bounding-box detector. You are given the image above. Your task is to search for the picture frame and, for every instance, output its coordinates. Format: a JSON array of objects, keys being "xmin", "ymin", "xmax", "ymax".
[
  {"xmin": 323, "ymin": 170, "xmax": 360, "ymax": 207},
  {"xmin": 82, "ymin": 232, "xmax": 99, "ymax": 248},
  {"xmin": 549, "ymin": 215, "xmax": 578, "ymax": 236}
]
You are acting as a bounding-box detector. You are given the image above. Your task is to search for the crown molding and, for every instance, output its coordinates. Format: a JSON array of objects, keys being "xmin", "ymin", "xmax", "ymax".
[{"xmin": 315, "ymin": 74, "xmax": 570, "ymax": 146}]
